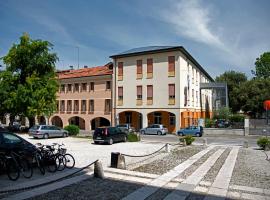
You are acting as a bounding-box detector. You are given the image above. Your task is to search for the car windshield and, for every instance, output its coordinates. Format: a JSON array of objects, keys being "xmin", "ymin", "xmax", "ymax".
[{"xmin": 2, "ymin": 133, "xmax": 22, "ymax": 144}]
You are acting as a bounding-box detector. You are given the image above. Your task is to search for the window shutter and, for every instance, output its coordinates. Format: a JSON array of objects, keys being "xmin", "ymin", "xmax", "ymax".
[
  {"xmin": 169, "ymin": 84, "xmax": 175, "ymax": 96},
  {"xmin": 118, "ymin": 62, "xmax": 123, "ymax": 75},
  {"xmin": 137, "ymin": 86, "xmax": 142, "ymax": 96},
  {"xmin": 118, "ymin": 87, "xmax": 123, "ymax": 97},
  {"xmin": 137, "ymin": 60, "xmax": 142, "ymax": 74},
  {"xmin": 168, "ymin": 56, "xmax": 175, "ymax": 72},
  {"xmin": 147, "ymin": 85, "xmax": 153, "ymax": 98},
  {"xmin": 147, "ymin": 58, "xmax": 153, "ymax": 73}
]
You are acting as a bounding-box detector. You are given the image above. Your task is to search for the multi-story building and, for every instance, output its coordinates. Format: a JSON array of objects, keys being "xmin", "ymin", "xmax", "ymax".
[
  {"xmin": 50, "ymin": 63, "xmax": 113, "ymax": 130},
  {"xmin": 110, "ymin": 46, "xmax": 213, "ymax": 133}
]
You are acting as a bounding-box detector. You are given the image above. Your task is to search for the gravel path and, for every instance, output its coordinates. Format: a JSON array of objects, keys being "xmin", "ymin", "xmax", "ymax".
[
  {"xmin": 28, "ymin": 177, "xmax": 142, "ymax": 200},
  {"xmin": 230, "ymin": 148, "xmax": 270, "ymax": 189},
  {"xmin": 133, "ymin": 146, "xmax": 205, "ymax": 175},
  {"xmin": 201, "ymin": 147, "xmax": 231, "ymax": 183}
]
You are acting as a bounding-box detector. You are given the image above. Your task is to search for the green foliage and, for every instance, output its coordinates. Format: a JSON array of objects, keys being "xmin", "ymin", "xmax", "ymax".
[
  {"xmin": 257, "ymin": 137, "xmax": 270, "ymax": 150},
  {"xmin": 0, "ymin": 33, "xmax": 59, "ymax": 125},
  {"xmin": 215, "ymin": 71, "xmax": 247, "ymax": 113},
  {"xmin": 179, "ymin": 135, "xmax": 195, "ymax": 145},
  {"xmin": 64, "ymin": 125, "xmax": 79, "ymax": 136},
  {"xmin": 238, "ymin": 78, "xmax": 270, "ymax": 117},
  {"xmin": 205, "ymin": 118, "xmax": 215, "ymax": 128},
  {"xmin": 127, "ymin": 133, "xmax": 140, "ymax": 142},
  {"xmin": 229, "ymin": 114, "xmax": 245, "ymax": 123},
  {"xmin": 252, "ymin": 52, "xmax": 270, "ymax": 79},
  {"xmin": 213, "ymin": 107, "xmax": 232, "ymax": 120}
]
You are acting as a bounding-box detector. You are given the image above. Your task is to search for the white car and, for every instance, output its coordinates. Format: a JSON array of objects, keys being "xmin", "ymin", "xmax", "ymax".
[
  {"xmin": 140, "ymin": 124, "xmax": 168, "ymax": 135},
  {"xmin": 29, "ymin": 125, "xmax": 68, "ymax": 139}
]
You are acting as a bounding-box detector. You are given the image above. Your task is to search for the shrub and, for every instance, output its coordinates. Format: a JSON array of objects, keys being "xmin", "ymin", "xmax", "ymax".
[
  {"xmin": 64, "ymin": 125, "xmax": 79, "ymax": 136},
  {"xmin": 257, "ymin": 137, "xmax": 270, "ymax": 150},
  {"xmin": 229, "ymin": 114, "xmax": 245, "ymax": 123},
  {"xmin": 205, "ymin": 118, "xmax": 214, "ymax": 128},
  {"xmin": 213, "ymin": 107, "xmax": 231, "ymax": 120},
  {"xmin": 127, "ymin": 133, "xmax": 140, "ymax": 142},
  {"xmin": 179, "ymin": 135, "xmax": 195, "ymax": 145}
]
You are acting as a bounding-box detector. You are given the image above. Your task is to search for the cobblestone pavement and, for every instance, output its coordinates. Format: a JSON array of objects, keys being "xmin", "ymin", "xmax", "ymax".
[{"xmin": 1, "ymin": 139, "xmax": 270, "ymax": 200}]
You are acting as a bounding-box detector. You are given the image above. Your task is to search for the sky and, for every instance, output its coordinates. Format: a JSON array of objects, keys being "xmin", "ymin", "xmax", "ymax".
[{"xmin": 0, "ymin": 0, "xmax": 269, "ymax": 78}]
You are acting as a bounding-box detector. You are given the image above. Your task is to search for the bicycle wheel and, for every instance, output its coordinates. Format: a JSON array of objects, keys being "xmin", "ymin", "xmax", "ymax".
[
  {"xmin": 64, "ymin": 154, "xmax": 75, "ymax": 169},
  {"xmin": 35, "ymin": 153, "xmax": 45, "ymax": 175},
  {"xmin": 55, "ymin": 155, "xmax": 66, "ymax": 171},
  {"xmin": 21, "ymin": 159, "xmax": 33, "ymax": 179},
  {"xmin": 7, "ymin": 159, "xmax": 20, "ymax": 181},
  {"xmin": 46, "ymin": 155, "xmax": 57, "ymax": 173}
]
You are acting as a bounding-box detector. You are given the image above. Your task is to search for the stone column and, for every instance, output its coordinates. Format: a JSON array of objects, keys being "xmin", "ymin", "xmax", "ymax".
[{"xmin": 244, "ymin": 118, "xmax": 249, "ymax": 136}]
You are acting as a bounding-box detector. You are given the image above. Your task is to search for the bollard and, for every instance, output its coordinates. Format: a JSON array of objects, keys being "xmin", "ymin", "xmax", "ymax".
[
  {"xmin": 117, "ymin": 154, "xmax": 126, "ymax": 169},
  {"xmin": 165, "ymin": 143, "xmax": 170, "ymax": 153},
  {"xmin": 94, "ymin": 160, "xmax": 104, "ymax": 179},
  {"xmin": 203, "ymin": 138, "xmax": 208, "ymax": 146},
  {"xmin": 243, "ymin": 140, "xmax": 249, "ymax": 148},
  {"xmin": 183, "ymin": 139, "xmax": 187, "ymax": 146},
  {"xmin": 111, "ymin": 152, "xmax": 120, "ymax": 168}
]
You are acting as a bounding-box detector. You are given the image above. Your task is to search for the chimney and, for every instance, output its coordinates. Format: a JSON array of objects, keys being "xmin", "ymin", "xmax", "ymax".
[
  {"xmin": 84, "ymin": 65, "xmax": 88, "ymax": 68},
  {"xmin": 69, "ymin": 65, "xmax": 74, "ymax": 70}
]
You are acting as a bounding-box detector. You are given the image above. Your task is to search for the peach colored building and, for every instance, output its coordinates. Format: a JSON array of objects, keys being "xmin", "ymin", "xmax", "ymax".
[{"xmin": 49, "ymin": 63, "xmax": 113, "ymax": 130}]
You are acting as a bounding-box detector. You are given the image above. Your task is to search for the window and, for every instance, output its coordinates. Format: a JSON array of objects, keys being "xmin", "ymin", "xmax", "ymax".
[
  {"xmin": 89, "ymin": 100, "xmax": 94, "ymax": 112},
  {"xmin": 67, "ymin": 100, "xmax": 72, "ymax": 112},
  {"xmin": 56, "ymin": 100, "xmax": 59, "ymax": 112},
  {"xmin": 81, "ymin": 83, "xmax": 87, "ymax": 92},
  {"xmin": 196, "ymin": 91, "xmax": 198, "ymax": 106},
  {"xmin": 67, "ymin": 84, "xmax": 72, "ymax": 92},
  {"xmin": 60, "ymin": 100, "xmax": 65, "ymax": 112},
  {"xmin": 169, "ymin": 84, "xmax": 175, "ymax": 105},
  {"xmin": 90, "ymin": 82, "xmax": 94, "ymax": 91},
  {"xmin": 169, "ymin": 113, "xmax": 176, "ymax": 126},
  {"xmin": 74, "ymin": 100, "xmax": 79, "ymax": 112},
  {"xmin": 61, "ymin": 85, "xmax": 65, "ymax": 93},
  {"xmin": 2, "ymin": 133, "xmax": 22, "ymax": 144},
  {"xmin": 118, "ymin": 62, "xmax": 123, "ymax": 80},
  {"xmin": 81, "ymin": 100, "xmax": 86, "ymax": 112},
  {"xmin": 184, "ymin": 87, "xmax": 188, "ymax": 107},
  {"xmin": 147, "ymin": 58, "xmax": 153, "ymax": 78},
  {"xmin": 137, "ymin": 86, "xmax": 142, "ymax": 100},
  {"xmin": 192, "ymin": 89, "xmax": 194, "ymax": 106},
  {"xmin": 106, "ymin": 81, "xmax": 111, "ymax": 90},
  {"xmin": 154, "ymin": 112, "xmax": 162, "ymax": 124},
  {"xmin": 168, "ymin": 56, "xmax": 175, "ymax": 77},
  {"xmin": 147, "ymin": 85, "xmax": 153, "ymax": 105},
  {"xmin": 118, "ymin": 87, "xmax": 123, "ymax": 100},
  {"xmin": 192, "ymin": 68, "xmax": 195, "ymax": 83},
  {"xmin": 137, "ymin": 60, "xmax": 142, "ymax": 79},
  {"xmin": 105, "ymin": 99, "xmax": 111, "ymax": 113},
  {"xmin": 74, "ymin": 83, "xmax": 79, "ymax": 92}
]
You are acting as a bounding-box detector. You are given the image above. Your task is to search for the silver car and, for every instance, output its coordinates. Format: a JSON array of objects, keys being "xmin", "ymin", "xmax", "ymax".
[
  {"xmin": 140, "ymin": 124, "xmax": 168, "ymax": 135},
  {"xmin": 116, "ymin": 124, "xmax": 135, "ymax": 133},
  {"xmin": 29, "ymin": 125, "xmax": 68, "ymax": 139}
]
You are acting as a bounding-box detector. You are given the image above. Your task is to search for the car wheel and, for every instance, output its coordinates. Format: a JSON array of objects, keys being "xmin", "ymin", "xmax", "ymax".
[
  {"xmin": 157, "ymin": 131, "xmax": 162, "ymax": 135},
  {"xmin": 108, "ymin": 138, "xmax": 113, "ymax": 145},
  {"xmin": 178, "ymin": 132, "xmax": 184, "ymax": 136},
  {"xmin": 63, "ymin": 132, "xmax": 67, "ymax": 137},
  {"xmin": 43, "ymin": 133, "xmax": 49, "ymax": 139},
  {"xmin": 141, "ymin": 130, "xmax": 145, "ymax": 135},
  {"xmin": 196, "ymin": 133, "xmax": 200, "ymax": 137}
]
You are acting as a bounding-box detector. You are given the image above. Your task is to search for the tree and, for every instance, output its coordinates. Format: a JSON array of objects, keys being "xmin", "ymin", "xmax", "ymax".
[
  {"xmin": 238, "ymin": 78, "xmax": 270, "ymax": 117},
  {"xmin": 0, "ymin": 33, "xmax": 59, "ymax": 127},
  {"xmin": 252, "ymin": 52, "xmax": 270, "ymax": 78},
  {"xmin": 215, "ymin": 71, "xmax": 247, "ymax": 113}
]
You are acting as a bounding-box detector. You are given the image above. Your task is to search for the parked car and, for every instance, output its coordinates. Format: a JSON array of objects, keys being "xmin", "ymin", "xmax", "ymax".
[
  {"xmin": 215, "ymin": 119, "xmax": 230, "ymax": 128},
  {"xmin": 116, "ymin": 124, "xmax": 135, "ymax": 133},
  {"xmin": 0, "ymin": 131, "xmax": 36, "ymax": 155},
  {"xmin": 140, "ymin": 124, "xmax": 168, "ymax": 135},
  {"xmin": 28, "ymin": 125, "xmax": 69, "ymax": 139},
  {"xmin": 177, "ymin": 126, "xmax": 203, "ymax": 137},
  {"xmin": 93, "ymin": 127, "xmax": 127, "ymax": 145}
]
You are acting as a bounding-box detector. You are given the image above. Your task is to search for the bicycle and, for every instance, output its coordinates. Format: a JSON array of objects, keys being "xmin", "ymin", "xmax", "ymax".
[
  {"xmin": 52, "ymin": 143, "xmax": 75, "ymax": 169},
  {"xmin": 0, "ymin": 151, "xmax": 20, "ymax": 181},
  {"xmin": 11, "ymin": 150, "xmax": 33, "ymax": 179}
]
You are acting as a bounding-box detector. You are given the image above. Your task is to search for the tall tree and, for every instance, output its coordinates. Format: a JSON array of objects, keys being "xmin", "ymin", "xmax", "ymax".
[
  {"xmin": 252, "ymin": 52, "xmax": 270, "ymax": 78},
  {"xmin": 215, "ymin": 70, "xmax": 247, "ymax": 113},
  {"xmin": 0, "ymin": 33, "xmax": 59, "ymax": 127}
]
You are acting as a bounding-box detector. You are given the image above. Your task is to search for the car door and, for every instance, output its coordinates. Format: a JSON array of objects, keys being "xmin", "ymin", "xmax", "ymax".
[
  {"xmin": 54, "ymin": 126, "xmax": 63, "ymax": 137},
  {"xmin": 116, "ymin": 128, "xmax": 125, "ymax": 141},
  {"xmin": 153, "ymin": 125, "xmax": 159, "ymax": 134},
  {"xmin": 146, "ymin": 125, "xmax": 153, "ymax": 134},
  {"xmin": 184, "ymin": 126, "xmax": 191, "ymax": 135}
]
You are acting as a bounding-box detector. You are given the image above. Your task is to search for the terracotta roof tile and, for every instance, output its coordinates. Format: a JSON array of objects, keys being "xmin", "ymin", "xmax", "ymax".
[{"xmin": 57, "ymin": 64, "xmax": 113, "ymax": 79}]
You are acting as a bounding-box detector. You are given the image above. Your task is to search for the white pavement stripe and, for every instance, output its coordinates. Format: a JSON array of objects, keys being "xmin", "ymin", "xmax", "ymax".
[
  {"xmin": 122, "ymin": 146, "xmax": 215, "ymax": 200},
  {"xmin": 2, "ymin": 171, "xmax": 94, "ymax": 200},
  {"xmin": 164, "ymin": 148, "xmax": 226, "ymax": 200},
  {"xmin": 204, "ymin": 146, "xmax": 239, "ymax": 200}
]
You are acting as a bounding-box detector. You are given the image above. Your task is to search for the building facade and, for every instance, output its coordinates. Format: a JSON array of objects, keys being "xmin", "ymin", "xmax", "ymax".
[
  {"xmin": 110, "ymin": 46, "xmax": 213, "ymax": 133},
  {"xmin": 50, "ymin": 63, "xmax": 113, "ymax": 131}
]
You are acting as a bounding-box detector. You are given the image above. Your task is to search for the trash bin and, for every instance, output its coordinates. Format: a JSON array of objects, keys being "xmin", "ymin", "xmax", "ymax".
[{"xmin": 111, "ymin": 152, "xmax": 120, "ymax": 168}]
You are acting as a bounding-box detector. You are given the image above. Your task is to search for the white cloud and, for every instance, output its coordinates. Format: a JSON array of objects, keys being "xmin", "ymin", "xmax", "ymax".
[{"xmin": 161, "ymin": 0, "xmax": 226, "ymax": 50}]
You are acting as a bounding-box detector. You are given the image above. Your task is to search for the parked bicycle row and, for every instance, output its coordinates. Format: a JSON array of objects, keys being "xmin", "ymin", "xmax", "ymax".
[{"xmin": 0, "ymin": 132, "xmax": 75, "ymax": 181}]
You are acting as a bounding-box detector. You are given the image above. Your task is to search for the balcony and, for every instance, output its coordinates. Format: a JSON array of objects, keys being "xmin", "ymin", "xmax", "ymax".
[
  {"xmin": 136, "ymin": 73, "xmax": 143, "ymax": 79},
  {"xmin": 147, "ymin": 72, "xmax": 153, "ymax": 79},
  {"xmin": 118, "ymin": 75, "xmax": 123, "ymax": 81},
  {"xmin": 147, "ymin": 98, "xmax": 153, "ymax": 105},
  {"xmin": 168, "ymin": 71, "xmax": 175, "ymax": 77},
  {"xmin": 118, "ymin": 99, "xmax": 123, "ymax": 106},
  {"xmin": 136, "ymin": 99, "xmax": 142, "ymax": 106},
  {"xmin": 169, "ymin": 98, "xmax": 175, "ymax": 105}
]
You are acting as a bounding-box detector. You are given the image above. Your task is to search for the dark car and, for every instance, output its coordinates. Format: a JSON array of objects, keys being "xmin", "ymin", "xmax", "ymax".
[
  {"xmin": 0, "ymin": 131, "xmax": 37, "ymax": 155},
  {"xmin": 93, "ymin": 127, "xmax": 127, "ymax": 145}
]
